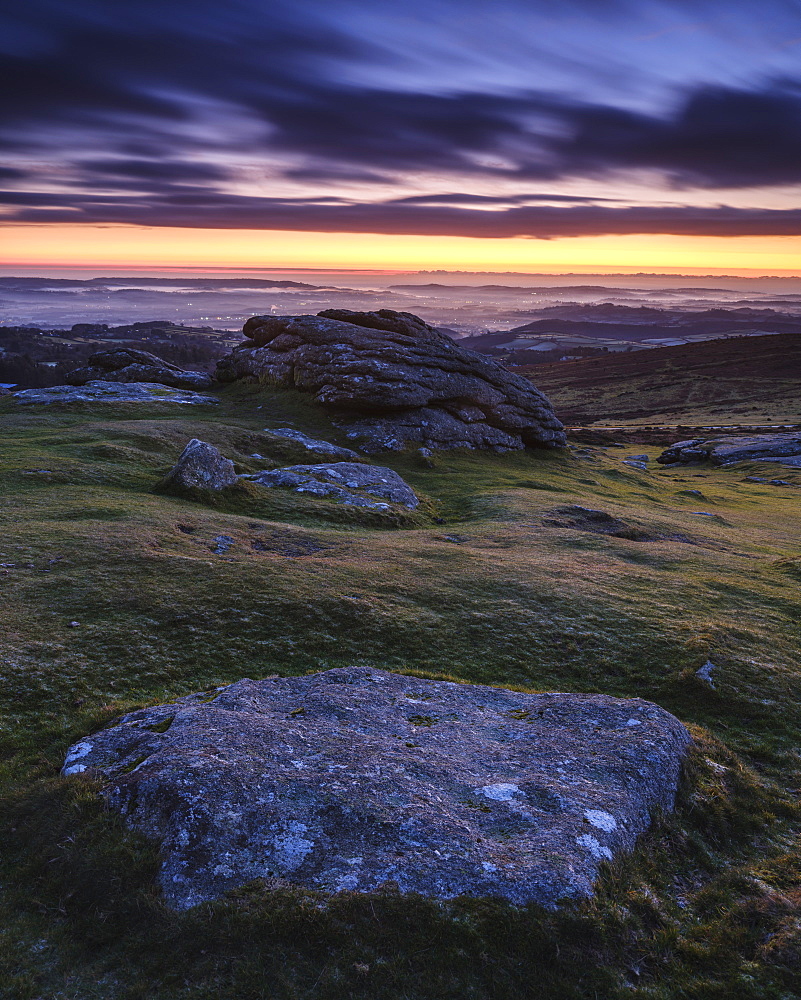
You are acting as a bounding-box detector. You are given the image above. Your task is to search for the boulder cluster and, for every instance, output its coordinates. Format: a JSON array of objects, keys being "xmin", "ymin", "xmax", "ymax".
[
  {"xmin": 657, "ymin": 432, "xmax": 801, "ymax": 468},
  {"xmin": 157, "ymin": 438, "xmax": 422, "ymax": 511},
  {"xmin": 216, "ymin": 309, "xmax": 566, "ymax": 453},
  {"xmin": 66, "ymin": 348, "xmax": 213, "ymax": 391}
]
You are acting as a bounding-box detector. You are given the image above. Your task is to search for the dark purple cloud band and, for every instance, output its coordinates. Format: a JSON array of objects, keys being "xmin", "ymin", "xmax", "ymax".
[{"xmin": 3, "ymin": 192, "xmax": 801, "ymax": 238}]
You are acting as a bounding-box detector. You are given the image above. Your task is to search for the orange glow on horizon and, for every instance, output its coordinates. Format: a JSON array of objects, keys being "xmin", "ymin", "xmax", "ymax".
[{"xmin": 1, "ymin": 223, "xmax": 800, "ymax": 276}]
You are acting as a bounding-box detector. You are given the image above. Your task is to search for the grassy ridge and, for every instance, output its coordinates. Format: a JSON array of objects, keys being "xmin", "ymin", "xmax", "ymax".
[
  {"xmin": 527, "ymin": 332, "xmax": 801, "ymax": 425},
  {"xmin": 1, "ymin": 385, "xmax": 800, "ymax": 998}
]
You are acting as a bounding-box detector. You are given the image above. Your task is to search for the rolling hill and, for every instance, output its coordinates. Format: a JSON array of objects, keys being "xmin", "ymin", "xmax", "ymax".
[{"xmin": 525, "ymin": 332, "xmax": 801, "ymax": 426}]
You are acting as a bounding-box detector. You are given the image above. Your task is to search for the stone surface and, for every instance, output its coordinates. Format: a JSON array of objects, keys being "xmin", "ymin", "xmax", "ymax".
[
  {"xmin": 12, "ymin": 381, "xmax": 219, "ymax": 406},
  {"xmin": 156, "ymin": 439, "xmax": 238, "ymax": 492},
  {"xmin": 246, "ymin": 462, "xmax": 419, "ymax": 509},
  {"xmin": 657, "ymin": 432, "xmax": 801, "ymax": 466},
  {"xmin": 753, "ymin": 454, "xmax": 801, "ymax": 469},
  {"xmin": 62, "ymin": 667, "xmax": 690, "ymax": 911},
  {"xmin": 268, "ymin": 428, "xmax": 361, "ymax": 459},
  {"xmin": 215, "ymin": 309, "xmax": 565, "ymax": 453},
  {"xmin": 695, "ymin": 660, "xmax": 716, "ymax": 689},
  {"xmin": 66, "ymin": 348, "xmax": 213, "ymax": 390}
]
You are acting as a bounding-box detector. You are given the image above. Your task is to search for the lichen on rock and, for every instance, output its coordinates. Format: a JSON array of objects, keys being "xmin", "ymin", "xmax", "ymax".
[
  {"xmin": 246, "ymin": 461, "xmax": 420, "ymax": 509},
  {"xmin": 63, "ymin": 667, "xmax": 690, "ymax": 911}
]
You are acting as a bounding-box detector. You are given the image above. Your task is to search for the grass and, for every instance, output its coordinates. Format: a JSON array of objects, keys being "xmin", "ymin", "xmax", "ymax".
[
  {"xmin": 1, "ymin": 383, "xmax": 800, "ymax": 998},
  {"xmin": 528, "ymin": 332, "xmax": 801, "ymax": 427}
]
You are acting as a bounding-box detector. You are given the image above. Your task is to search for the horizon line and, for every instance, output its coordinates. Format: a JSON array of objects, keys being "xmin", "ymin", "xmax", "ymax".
[{"xmin": 1, "ymin": 265, "xmax": 800, "ymax": 279}]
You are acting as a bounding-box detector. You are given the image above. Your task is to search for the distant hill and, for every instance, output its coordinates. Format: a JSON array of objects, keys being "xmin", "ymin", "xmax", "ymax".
[{"xmin": 524, "ymin": 332, "xmax": 801, "ymax": 426}]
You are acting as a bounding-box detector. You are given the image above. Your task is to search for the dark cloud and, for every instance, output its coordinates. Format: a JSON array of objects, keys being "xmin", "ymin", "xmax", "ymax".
[
  {"xmin": 2, "ymin": 0, "xmax": 801, "ymax": 239},
  {"xmin": 548, "ymin": 85, "xmax": 801, "ymax": 188},
  {"xmin": 3, "ymin": 187, "xmax": 800, "ymax": 238},
  {"xmin": 78, "ymin": 158, "xmax": 233, "ymax": 182},
  {"xmin": 394, "ymin": 193, "xmax": 623, "ymax": 205},
  {"xmin": 283, "ymin": 165, "xmax": 396, "ymax": 184}
]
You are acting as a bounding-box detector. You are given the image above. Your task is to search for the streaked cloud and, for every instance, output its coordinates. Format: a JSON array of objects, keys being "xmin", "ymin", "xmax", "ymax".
[{"xmin": 2, "ymin": 0, "xmax": 801, "ymax": 239}]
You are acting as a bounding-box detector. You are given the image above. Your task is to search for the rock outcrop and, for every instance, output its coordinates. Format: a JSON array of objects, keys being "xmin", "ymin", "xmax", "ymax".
[
  {"xmin": 13, "ymin": 382, "xmax": 219, "ymax": 406},
  {"xmin": 657, "ymin": 432, "xmax": 801, "ymax": 467},
  {"xmin": 247, "ymin": 462, "xmax": 420, "ymax": 509},
  {"xmin": 62, "ymin": 666, "xmax": 690, "ymax": 911},
  {"xmin": 66, "ymin": 348, "xmax": 213, "ymax": 390},
  {"xmin": 215, "ymin": 310, "xmax": 566, "ymax": 453},
  {"xmin": 156, "ymin": 439, "xmax": 238, "ymax": 492}
]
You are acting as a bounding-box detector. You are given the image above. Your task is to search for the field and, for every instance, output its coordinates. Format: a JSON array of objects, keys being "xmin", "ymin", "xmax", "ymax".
[
  {"xmin": 527, "ymin": 332, "xmax": 801, "ymax": 426},
  {"xmin": 1, "ymin": 383, "xmax": 800, "ymax": 999}
]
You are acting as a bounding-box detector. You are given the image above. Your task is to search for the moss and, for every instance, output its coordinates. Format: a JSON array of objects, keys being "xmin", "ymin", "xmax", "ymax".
[
  {"xmin": 407, "ymin": 714, "xmax": 438, "ymax": 727},
  {"xmin": 146, "ymin": 717, "xmax": 174, "ymax": 734},
  {"xmin": 118, "ymin": 754, "xmax": 150, "ymax": 773}
]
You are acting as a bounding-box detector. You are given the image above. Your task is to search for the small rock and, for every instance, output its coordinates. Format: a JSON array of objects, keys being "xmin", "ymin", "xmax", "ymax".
[
  {"xmin": 695, "ymin": 660, "xmax": 716, "ymax": 689},
  {"xmin": 657, "ymin": 433, "xmax": 801, "ymax": 467},
  {"xmin": 622, "ymin": 460, "xmax": 648, "ymax": 470},
  {"xmin": 212, "ymin": 535, "xmax": 235, "ymax": 554},
  {"xmin": 247, "ymin": 462, "xmax": 420, "ymax": 509},
  {"xmin": 625, "ymin": 455, "xmax": 649, "ymax": 463},
  {"xmin": 267, "ymin": 428, "xmax": 361, "ymax": 460},
  {"xmin": 544, "ymin": 506, "xmax": 657, "ymax": 541},
  {"xmin": 67, "ymin": 621, "xmax": 80, "ymax": 628},
  {"xmin": 156, "ymin": 440, "xmax": 238, "ymax": 493}
]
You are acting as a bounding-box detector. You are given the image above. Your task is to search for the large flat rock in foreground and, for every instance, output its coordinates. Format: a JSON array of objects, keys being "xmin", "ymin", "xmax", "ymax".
[{"xmin": 63, "ymin": 668, "xmax": 690, "ymax": 910}]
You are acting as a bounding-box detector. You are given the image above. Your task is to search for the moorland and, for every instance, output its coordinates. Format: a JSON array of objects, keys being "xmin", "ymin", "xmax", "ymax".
[{"xmin": 1, "ymin": 358, "xmax": 800, "ymax": 997}]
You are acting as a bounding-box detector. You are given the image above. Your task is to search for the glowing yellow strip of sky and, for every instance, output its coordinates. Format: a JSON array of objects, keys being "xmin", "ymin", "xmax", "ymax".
[{"xmin": 1, "ymin": 224, "xmax": 800, "ymax": 275}]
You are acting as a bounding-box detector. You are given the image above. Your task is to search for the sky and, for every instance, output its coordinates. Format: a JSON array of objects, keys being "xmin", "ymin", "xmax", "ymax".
[{"xmin": 2, "ymin": 0, "xmax": 801, "ymax": 273}]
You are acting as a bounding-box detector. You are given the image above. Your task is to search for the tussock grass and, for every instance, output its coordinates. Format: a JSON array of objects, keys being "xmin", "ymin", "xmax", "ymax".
[{"xmin": 1, "ymin": 385, "xmax": 800, "ymax": 997}]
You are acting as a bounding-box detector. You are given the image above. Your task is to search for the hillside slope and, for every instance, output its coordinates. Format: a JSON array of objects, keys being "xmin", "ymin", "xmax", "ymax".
[
  {"xmin": 525, "ymin": 332, "xmax": 801, "ymax": 425},
  {"xmin": 1, "ymin": 382, "xmax": 800, "ymax": 998}
]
